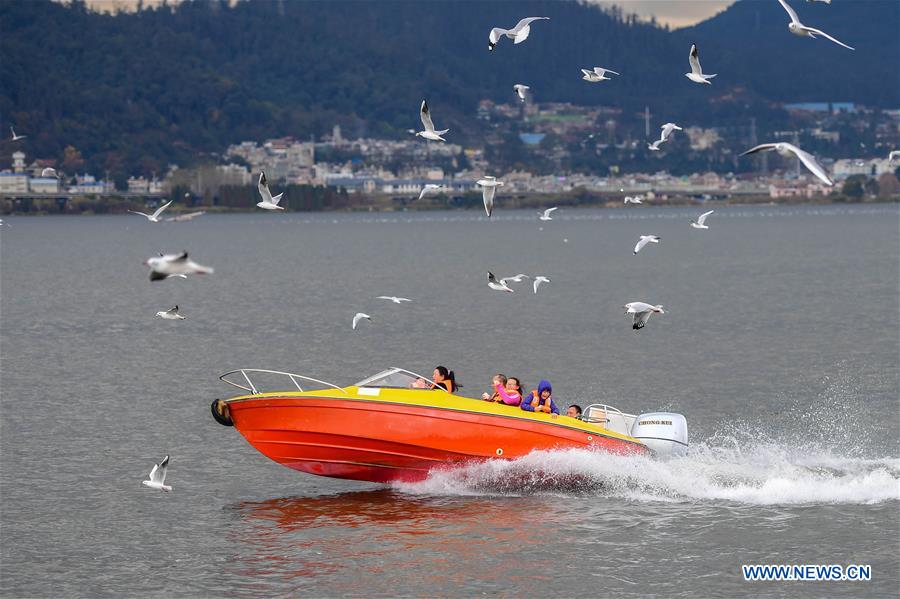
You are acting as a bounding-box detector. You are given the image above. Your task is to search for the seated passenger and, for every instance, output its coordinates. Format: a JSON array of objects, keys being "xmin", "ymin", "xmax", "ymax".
[
  {"xmin": 567, "ymin": 404, "xmax": 583, "ymax": 419},
  {"xmin": 482, "ymin": 374, "xmax": 507, "ymax": 401},
  {"xmin": 431, "ymin": 366, "xmax": 457, "ymax": 393},
  {"xmin": 411, "ymin": 377, "xmax": 428, "ymax": 389},
  {"xmin": 490, "ymin": 376, "xmax": 522, "ymax": 406},
  {"xmin": 521, "ymin": 380, "xmax": 560, "ymax": 414}
]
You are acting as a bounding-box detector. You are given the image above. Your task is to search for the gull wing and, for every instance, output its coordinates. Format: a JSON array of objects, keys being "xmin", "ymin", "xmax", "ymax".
[
  {"xmin": 489, "ymin": 27, "xmax": 508, "ymax": 45},
  {"xmin": 513, "ymin": 17, "xmax": 549, "ymax": 33},
  {"xmin": 777, "ymin": 0, "xmax": 801, "ymax": 24},
  {"xmin": 696, "ymin": 210, "xmax": 715, "ymax": 226},
  {"xmin": 543, "ymin": 207, "xmax": 558, "ymax": 218},
  {"xmin": 150, "ymin": 455, "xmax": 169, "ymax": 484},
  {"xmin": 783, "ymin": 143, "xmax": 834, "ymax": 185},
  {"xmin": 488, "ymin": 271, "xmax": 501, "ymax": 285},
  {"xmin": 633, "ymin": 311, "xmax": 652, "ymax": 330},
  {"xmin": 420, "ymin": 99, "xmax": 435, "ymax": 133},
  {"xmin": 803, "ymin": 26, "xmax": 854, "ymax": 50},
  {"xmin": 689, "ymin": 44, "xmax": 703, "ymax": 75},
  {"xmin": 482, "ymin": 185, "xmax": 496, "ymax": 217},
  {"xmin": 580, "ymin": 69, "xmax": 593, "ymax": 76},
  {"xmin": 594, "ymin": 67, "xmax": 619, "ymax": 76},
  {"xmin": 740, "ymin": 143, "xmax": 777, "ymax": 157},
  {"xmin": 634, "ymin": 236, "xmax": 658, "ymax": 254},
  {"xmin": 258, "ymin": 172, "xmax": 274, "ymax": 203},
  {"xmin": 352, "ymin": 313, "xmax": 370, "ymax": 330},
  {"xmin": 151, "ymin": 200, "xmax": 173, "ymax": 219}
]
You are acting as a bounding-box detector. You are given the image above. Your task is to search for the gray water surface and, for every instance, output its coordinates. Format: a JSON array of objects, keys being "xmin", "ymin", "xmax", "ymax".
[{"xmin": 1, "ymin": 205, "xmax": 898, "ymax": 597}]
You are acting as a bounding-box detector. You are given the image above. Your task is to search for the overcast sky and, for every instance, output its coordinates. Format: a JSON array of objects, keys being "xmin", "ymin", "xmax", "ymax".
[{"xmin": 84, "ymin": 0, "xmax": 736, "ymax": 28}]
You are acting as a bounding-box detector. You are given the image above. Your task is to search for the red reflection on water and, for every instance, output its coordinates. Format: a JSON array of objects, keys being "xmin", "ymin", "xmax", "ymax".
[{"xmin": 225, "ymin": 489, "xmax": 570, "ymax": 590}]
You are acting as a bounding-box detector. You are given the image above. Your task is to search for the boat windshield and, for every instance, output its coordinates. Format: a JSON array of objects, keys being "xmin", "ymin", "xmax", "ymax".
[{"xmin": 354, "ymin": 367, "xmax": 448, "ymax": 392}]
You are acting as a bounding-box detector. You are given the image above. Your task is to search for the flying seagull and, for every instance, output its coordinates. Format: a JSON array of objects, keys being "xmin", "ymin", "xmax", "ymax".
[
  {"xmin": 685, "ymin": 44, "xmax": 716, "ymax": 84},
  {"xmin": 648, "ymin": 123, "xmax": 682, "ymax": 151},
  {"xmin": 477, "ymin": 176, "xmax": 504, "ymax": 217},
  {"xmin": 128, "ymin": 200, "xmax": 173, "ymax": 223},
  {"xmin": 488, "ymin": 271, "xmax": 514, "ymax": 293},
  {"xmin": 633, "ymin": 235, "xmax": 660, "ymax": 254},
  {"xmin": 581, "ymin": 67, "xmax": 619, "ymax": 83},
  {"xmin": 10, "ymin": 127, "xmax": 26, "ymax": 141},
  {"xmin": 156, "ymin": 305, "xmax": 185, "ymax": 320},
  {"xmin": 513, "ymin": 84, "xmax": 530, "ymax": 102},
  {"xmin": 740, "ymin": 142, "xmax": 833, "ymax": 186},
  {"xmin": 142, "ymin": 455, "xmax": 172, "ymax": 492},
  {"xmin": 533, "ymin": 275, "xmax": 551, "ymax": 294},
  {"xmin": 777, "ymin": 0, "xmax": 853, "ymax": 50},
  {"xmin": 145, "ymin": 251, "xmax": 214, "ymax": 281},
  {"xmin": 257, "ymin": 171, "xmax": 284, "ymax": 210},
  {"xmin": 41, "ymin": 167, "xmax": 58, "ymax": 178},
  {"xmin": 887, "ymin": 150, "xmax": 899, "ymax": 163},
  {"xmin": 376, "ymin": 296, "xmax": 412, "ymax": 304},
  {"xmin": 416, "ymin": 99, "xmax": 449, "ymax": 142},
  {"xmin": 417, "ymin": 184, "xmax": 444, "ymax": 201},
  {"xmin": 624, "ymin": 196, "xmax": 643, "ymax": 204},
  {"xmin": 352, "ymin": 312, "xmax": 371, "ymax": 330},
  {"xmin": 624, "ymin": 302, "xmax": 665, "ymax": 331},
  {"xmin": 539, "ymin": 207, "xmax": 558, "ymax": 221},
  {"xmin": 690, "ymin": 210, "xmax": 715, "ymax": 230},
  {"xmin": 488, "ymin": 17, "xmax": 549, "ymax": 51}
]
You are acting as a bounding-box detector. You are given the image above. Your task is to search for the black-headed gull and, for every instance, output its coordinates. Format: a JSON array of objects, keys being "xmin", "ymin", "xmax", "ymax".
[
  {"xmin": 513, "ymin": 84, "xmax": 530, "ymax": 102},
  {"xmin": 624, "ymin": 196, "xmax": 643, "ymax": 204},
  {"xmin": 633, "ymin": 235, "xmax": 660, "ymax": 254},
  {"xmin": 624, "ymin": 302, "xmax": 665, "ymax": 331},
  {"xmin": 156, "ymin": 305, "xmax": 185, "ymax": 320},
  {"xmin": 418, "ymin": 184, "xmax": 445, "ymax": 201},
  {"xmin": 581, "ymin": 67, "xmax": 619, "ymax": 82},
  {"xmin": 532, "ymin": 276, "xmax": 550, "ymax": 294},
  {"xmin": 10, "ymin": 126, "xmax": 25, "ymax": 141},
  {"xmin": 477, "ymin": 176, "xmax": 503, "ymax": 217},
  {"xmin": 416, "ymin": 100, "xmax": 449, "ymax": 142},
  {"xmin": 777, "ymin": 0, "xmax": 853, "ymax": 50},
  {"xmin": 539, "ymin": 207, "xmax": 558, "ymax": 221},
  {"xmin": 488, "ymin": 17, "xmax": 549, "ymax": 51},
  {"xmin": 740, "ymin": 142, "xmax": 833, "ymax": 186},
  {"xmin": 257, "ymin": 171, "xmax": 285, "ymax": 210},
  {"xmin": 376, "ymin": 296, "xmax": 411, "ymax": 304},
  {"xmin": 690, "ymin": 210, "xmax": 715, "ymax": 230},
  {"xmin": 142, "ymin": 455, "xmax": 172, "ymax": 492},
  {"xmin": 685, "ymin": 44, "xmax": 716, "ymax": 84},
  {"xmin": 128, "ymin": 200, "xmax": 173, "ymax": 223},
  {"xmin": 488, "ymin": 272, "xmax": 514, "ymax": 293},
  {"xmin": 145, "ymin": 251, "xmax": 214, "ymax": 281},
  {"xmin": 352, "ymin": 312, "xmax": 371, "ymax": 330}
]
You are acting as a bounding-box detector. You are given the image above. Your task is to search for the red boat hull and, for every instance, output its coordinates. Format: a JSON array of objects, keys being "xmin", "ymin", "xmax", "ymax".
[{"xmin": 227, "ymin": 396, "xmax": 648, "ymax": 483}]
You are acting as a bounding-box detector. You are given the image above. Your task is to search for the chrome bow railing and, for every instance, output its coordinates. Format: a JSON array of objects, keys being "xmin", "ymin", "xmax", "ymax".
[{"xmin": 218, "ymin": 369, "xmax": 348, "ymax": 395}]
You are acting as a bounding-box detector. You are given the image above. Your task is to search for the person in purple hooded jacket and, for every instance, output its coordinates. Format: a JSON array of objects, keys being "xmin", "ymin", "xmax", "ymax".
[{"xmin": 520, "ymin": 379, "xmax": 560, "ymax": 414}]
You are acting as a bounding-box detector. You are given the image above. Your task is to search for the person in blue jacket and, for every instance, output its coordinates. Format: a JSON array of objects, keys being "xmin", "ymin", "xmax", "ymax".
[{"xmin": 520, "ymin": 379, "xmax": 560, "ymax": 414}]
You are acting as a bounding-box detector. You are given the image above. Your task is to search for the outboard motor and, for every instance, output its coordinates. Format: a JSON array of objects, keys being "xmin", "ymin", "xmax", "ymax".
[{"xmin": 631, "ymin": 412, "xmax": 688, "ymax": 457}]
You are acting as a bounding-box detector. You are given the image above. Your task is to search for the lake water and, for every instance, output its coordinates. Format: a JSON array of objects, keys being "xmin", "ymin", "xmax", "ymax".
[{"xmin": 1, "ymin": 204, "xmax": 898, "ymax": 597}]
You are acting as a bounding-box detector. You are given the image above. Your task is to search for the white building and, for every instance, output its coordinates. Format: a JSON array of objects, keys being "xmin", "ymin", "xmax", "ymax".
[
  {"xmin": 29, "ymin": 177, "xmax": 60, "ymax": 194},
  {"xmin": 127, "ymin": 177, "xmax": 150, "ymax": 193},
  {"xmin": 833, "ymin": 158, "xmax": 894, "ymax": 179},
  {"xmin": 0, "ymin": 172, "xmax": 28, "ymax": 193}
]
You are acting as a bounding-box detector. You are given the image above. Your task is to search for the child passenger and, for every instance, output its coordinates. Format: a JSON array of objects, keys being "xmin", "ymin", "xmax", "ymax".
[
  {"xmin": 482, "ymin": 374, "xmax": 507, "ymax": 401},
  {"xmin": 490, "ymin": 376, "xmax": 522, "ymax": 406},
  {"xmin": 521, "ymin": 380, "xmax": 560, "ymax": 414}
]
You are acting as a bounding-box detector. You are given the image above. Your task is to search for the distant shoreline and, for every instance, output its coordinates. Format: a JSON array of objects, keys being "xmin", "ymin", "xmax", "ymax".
[{"xmin": 1, "ymin": 193, "xmax": 897, "ymax": 217}]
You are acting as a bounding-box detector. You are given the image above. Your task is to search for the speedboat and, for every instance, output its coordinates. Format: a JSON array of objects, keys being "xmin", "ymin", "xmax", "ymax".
[{"xmin": 211, "ymin": 367, "xmax": 688, "ymax": 483}]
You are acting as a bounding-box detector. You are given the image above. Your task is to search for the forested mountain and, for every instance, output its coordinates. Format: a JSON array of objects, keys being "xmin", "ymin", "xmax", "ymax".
[{"xmin": 1, "ymin": 0, "xmax": 896, "ymax": 179}]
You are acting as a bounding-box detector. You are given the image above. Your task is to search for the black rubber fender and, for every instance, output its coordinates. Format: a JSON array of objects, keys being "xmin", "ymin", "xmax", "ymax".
[{"xmin": 211, "ymin": 399, "xmax": 233, "ymax": 427}]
